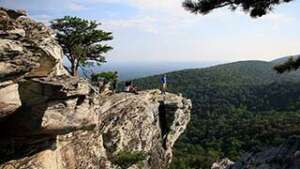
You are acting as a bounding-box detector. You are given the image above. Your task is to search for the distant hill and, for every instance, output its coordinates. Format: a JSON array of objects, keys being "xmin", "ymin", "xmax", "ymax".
[
  {"xmin": 132, "ymin": 60, "xmax": 300, "ymax": 98},
  {"xmin": 132, "ymin": 59, "xmax": 300, "ymax": 169},
  {"xmin": 77, "ymin": 61, "xmax": 221, "ymax": 81}
]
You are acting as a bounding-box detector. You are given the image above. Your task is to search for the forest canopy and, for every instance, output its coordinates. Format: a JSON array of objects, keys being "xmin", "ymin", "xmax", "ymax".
[{"xmin": 132, "ymin": 60, "xmax": 300, "ymax": 169}]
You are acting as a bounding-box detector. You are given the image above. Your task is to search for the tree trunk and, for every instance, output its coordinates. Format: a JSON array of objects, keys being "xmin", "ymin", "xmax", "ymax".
[{"xmin": 71, "ymin": 62, "xmax": 78, "ymax": 77}]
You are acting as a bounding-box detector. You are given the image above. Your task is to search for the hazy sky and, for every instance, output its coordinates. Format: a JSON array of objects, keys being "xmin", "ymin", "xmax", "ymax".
[{"xmin": 1, "ymin": 0, "xmax": 299, "ymax": 63}]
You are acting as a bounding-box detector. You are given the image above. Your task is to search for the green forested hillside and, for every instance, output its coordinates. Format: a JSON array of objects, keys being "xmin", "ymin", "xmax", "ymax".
[{"xmin": 130, "ymin": 60, "xmax": 300, "ymax": 169}]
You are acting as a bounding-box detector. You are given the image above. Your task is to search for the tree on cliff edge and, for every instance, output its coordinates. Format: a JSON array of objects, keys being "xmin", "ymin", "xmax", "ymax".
[
  {"xmin": 51, "ymin": 16, "xmax": 113, "ymax": 76},
  {"xmin": 273, "ymin": 56, "xmax": 300, "ymax": 73},
  {"xmin": 183, "ymin": 0, "xmax": 294, "ymax": 18}
]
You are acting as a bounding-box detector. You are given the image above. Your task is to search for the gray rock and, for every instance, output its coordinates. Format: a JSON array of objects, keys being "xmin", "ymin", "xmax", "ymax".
[
  {"xmin": 0, "ymin": 7, "xmax": 67, "ymax": 81},
  {"xmin": 0, "ymin": 76, "xmax": 95, "ymax": 136},
  {"xmin": 211, "ymin": 158, "xmax": 234, "ymax": 169},
  {"xmin": 231, "ymin": 136, "xmax": 300, "ymax": 169},
  {"xmin": 0, "ymin": 7, "xmax": 192, "ymax": 169},
  {"xmin": 0, "ymin": 81, "xmax": 21, "ymax": 118},
  {"xmin": 0, "ymin": 6, "xmax": 67, "ymax": 118},
  {"xmin": 0, "ymin": 90, "xmax": 191, "ymax": 169}
]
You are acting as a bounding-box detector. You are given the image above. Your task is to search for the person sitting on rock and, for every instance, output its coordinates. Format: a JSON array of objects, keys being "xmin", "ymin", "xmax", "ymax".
[{"xmin": 124, "ymin": 81, "xmax": 138, "ymax": 94}]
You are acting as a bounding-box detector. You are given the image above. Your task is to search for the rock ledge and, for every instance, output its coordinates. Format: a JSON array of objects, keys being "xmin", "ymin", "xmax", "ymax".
[{"xmin": 0, "ymin": 7, "xmax": 192, "ymax": 169}]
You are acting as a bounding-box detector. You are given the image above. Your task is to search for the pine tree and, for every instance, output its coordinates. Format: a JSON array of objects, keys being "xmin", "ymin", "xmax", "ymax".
[
  {"xmin": 183, "ymin": 0, "xmax": 294, "ymax": 17},
  {"xmin": 274, "ymin": 56, "xmax": 300, "ymax": 73},
  {"xmin": 51, "ymin": 16, "xmax": 113, "ymax": 76}
]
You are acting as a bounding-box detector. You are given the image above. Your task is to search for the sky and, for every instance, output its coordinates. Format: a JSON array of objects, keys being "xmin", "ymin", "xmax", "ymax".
[{"xmin": 1, "ymin": 0, "xmax": 299, "ymax": 63}]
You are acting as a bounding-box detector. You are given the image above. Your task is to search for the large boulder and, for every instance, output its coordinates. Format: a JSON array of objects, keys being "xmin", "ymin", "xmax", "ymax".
[
  {"xmin": 0, "ymin": 7, "xmax": 66, "ymax": 80},
  {"xmin": 211, "ymin": 158, "xmax": 234, "ymax": 169},
  {"xmin": 0, "ymin": 81, "xmax": 21, "ymax": 118},
  {"xmin": 0, "ymin": 7, "xmax": 67, "ymax": 119},
  {"xmin": 0, "ymin": 76, "xmax": 96, "ymax": 136},
  {"xmin": 97, "ymin": 90, "xmax": 191, "ymax": 168},
  {"xmin": 0, "ymin": 90, "xmax": 191, "ymax": 169},
  {"xmin": 230, "ymin": 136, "xmax": 300, "ymax": 169}
]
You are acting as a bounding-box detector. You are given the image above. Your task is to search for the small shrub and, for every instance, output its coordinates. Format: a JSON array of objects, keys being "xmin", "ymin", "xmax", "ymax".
[
  {"xmin": 112, "ymin": 150, "xmax": 147, "ymax": 169},
  {"xmin": 91, "ymin": 71, "xmax": 118, "ymax": 82}
]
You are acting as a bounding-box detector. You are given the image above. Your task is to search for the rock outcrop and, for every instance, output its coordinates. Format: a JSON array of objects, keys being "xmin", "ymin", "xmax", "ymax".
[
  {"xmin": 0, "ymin": 7, "xmax": 67, "ymax": 118},
  {"xmin": 0, "ymin": 7, "xmax": 192, "ymax": 169},
  {"xmin": 0, "ymin": 89, "xmax": 191, "ymax": 169},
  {"xmin": 211, "ymin": 158, "xmax": 234, "ymax": 169},
  {"xmin": 230, "ymin": 136, "xmax": 300, "ymax": 169}
]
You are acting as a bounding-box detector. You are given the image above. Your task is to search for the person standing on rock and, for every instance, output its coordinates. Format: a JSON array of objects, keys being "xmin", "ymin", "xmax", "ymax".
[
  {"xmin": 160, "ymin": 74, "xmax": 167, "ymax": 95},
  {"xmin": 111, "ymin": 71, "xmax": 118, "ymax": 93}
]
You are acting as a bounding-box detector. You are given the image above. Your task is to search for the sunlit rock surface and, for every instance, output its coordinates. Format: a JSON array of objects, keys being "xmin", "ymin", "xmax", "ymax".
[
  {"xmin": 211, "ymin": 158, "xmax": 234, "ymax": 169},
  {"xmin": 0, "ymin": 7, "xmax": 66, "ymax": 79},
  {"xmin": 0, "ymin": 7, "xmax": 67, "ymax": 119},
  {"xmin": 0, "ymin": 89, "xmax": 191, "ymax": 169},
  {"xmin": 0, "ymin": 81, "xmax": 21, "ymax": 118},
  {"xmin": 0, "ymin": 7, "xmax": 192, "ymax": 169}
]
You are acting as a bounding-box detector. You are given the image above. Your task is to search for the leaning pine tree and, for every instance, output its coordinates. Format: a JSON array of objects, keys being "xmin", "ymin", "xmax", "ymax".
[
  {"xmin": 274, "ymin": 56, "xmax": 300, "ymax": 73},
  {"xmin": 51, "ymin": 16, "xmax": 113, "ymax": 76},
  {"xmin": 183, "ymin": 0, "xmax": 294, "ymax": 17}
]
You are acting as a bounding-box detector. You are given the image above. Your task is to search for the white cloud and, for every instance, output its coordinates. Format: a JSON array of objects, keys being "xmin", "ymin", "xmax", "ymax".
[
  {"xmin": 103, "ymin": 16, "xmax": 158, "ymax": 33},
  {"xmin": 80, "ymin": 0, "xmax": 188, "ymax": 16},
  {"xmin": 4, "ymin": 0, "xmax": 298, "ymax": 62},
  {"xmin": 30, "ymin": 14, "xmax": 52, "ymax": 25},
  {"xmin": 127, "ymin": 0, "xmax": 181, "ymax": 10},
  {"xmin": 93, "ymin": 0, "xmax": 224, "ymax": 34},
  {"xmin": 68, "ymin": 1, "xmax": 86, "ymax": 11},
  {"xmin": 265, "ymin": 13, "xmax": 295, "ymax": 25}
]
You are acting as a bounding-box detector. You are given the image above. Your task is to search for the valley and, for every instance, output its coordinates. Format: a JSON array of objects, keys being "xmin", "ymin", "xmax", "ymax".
[{"xmin": 132, "ymin": 59, "xmax": 300, "ymax": 169}]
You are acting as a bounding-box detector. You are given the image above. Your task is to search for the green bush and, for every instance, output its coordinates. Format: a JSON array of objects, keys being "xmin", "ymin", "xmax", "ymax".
[
  {"xmin": 91, "ymin": 71, "xmax": 118, "ymax": 82},
  {"xmin": 112, "ymin": 151, "xmax": 147, "ymax": 169}
]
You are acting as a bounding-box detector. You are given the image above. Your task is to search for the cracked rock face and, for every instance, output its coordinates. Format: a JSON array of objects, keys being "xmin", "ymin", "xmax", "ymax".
[
  {"xmin": 0, "ymin": 90, "xmax": 191, "ymax": 169},
  {"xmin": 211, "ymin": 158, "xmax": 234, "ymax": 169},
  {"xmin": 0, "ymin": 7, "xmax": 66, "ymax": 80},
  {"xmin": 97, "ymin": 90, "xmax": 191, "ymax": 168},
  {"xmin": 0, "ymin": 7, "xmax": 192, "ymax": 169},
  {"xmin": 216, "ymin": 136, "xmax": 300, "ymax": 169},
  {"xmin": 230, "ymin": 136, "xmax": 300, "ymax": 169},
  {"xmin": 0, "ymin": 7, "xmax": 67, "ymax": 119}
]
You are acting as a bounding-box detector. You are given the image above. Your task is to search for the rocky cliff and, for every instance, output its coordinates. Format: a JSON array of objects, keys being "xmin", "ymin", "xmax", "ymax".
[
  {"xmin": 212, "ymin": 136, "xmax": 300, "ymax": 169},
  {"xmin": 211, "ymin": 158, "xmax": 234, "ymax": 169},
  {"xmin": 230, "ymin": 136, "xmax": 300, "ymax": 169},
  {"xmin": 0, "ymin": 7, "xmax": 192, "ymax": 169}
]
